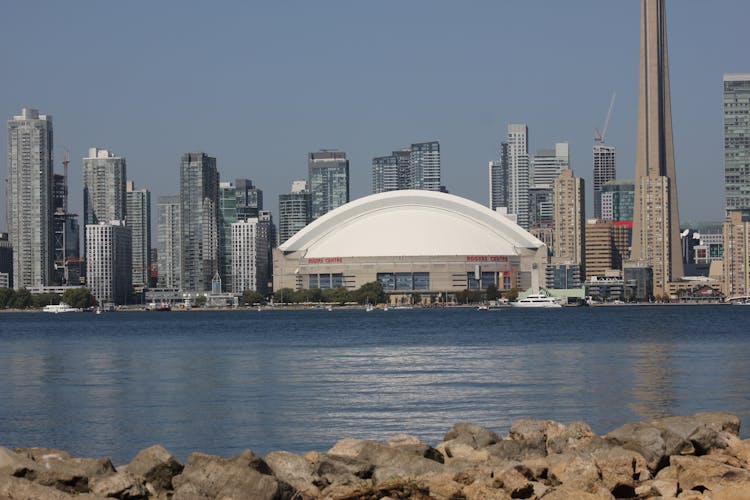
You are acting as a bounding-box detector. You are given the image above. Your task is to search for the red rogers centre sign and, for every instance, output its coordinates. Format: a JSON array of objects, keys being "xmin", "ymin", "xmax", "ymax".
[
  {"xmin": 307, "ymin": 257, "xmax": 344, "ymax": 264},
  {"xmin": 466, "ymin": 256, "xmax": 508, "ymax": 262}
]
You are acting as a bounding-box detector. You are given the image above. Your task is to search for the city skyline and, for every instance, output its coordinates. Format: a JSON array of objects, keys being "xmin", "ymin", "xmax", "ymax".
[{"xmin": 1, "ymin": 2, "xmax": 747, "ymax": 229}]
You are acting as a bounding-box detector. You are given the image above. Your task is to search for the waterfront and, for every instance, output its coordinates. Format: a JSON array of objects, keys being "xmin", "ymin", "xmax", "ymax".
[{"xmin": 1, "ymin": 306, "xmax": 749, "ymax": 464}]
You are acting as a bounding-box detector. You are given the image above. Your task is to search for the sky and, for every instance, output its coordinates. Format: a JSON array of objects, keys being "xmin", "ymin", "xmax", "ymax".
[{"xmin": 1, "ymin": 0, "xmax": 748, "ymax": 231}]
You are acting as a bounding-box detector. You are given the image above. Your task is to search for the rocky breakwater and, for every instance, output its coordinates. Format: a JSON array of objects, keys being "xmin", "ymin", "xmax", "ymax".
[{"xmin": 3, "ymin": 412, "xmax": 750, "ymax": 499}]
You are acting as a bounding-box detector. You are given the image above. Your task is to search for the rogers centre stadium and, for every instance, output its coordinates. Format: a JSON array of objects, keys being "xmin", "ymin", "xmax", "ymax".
[{"xmin": 273, "ymin": 190, "xmax": 549, "ymax": 299}]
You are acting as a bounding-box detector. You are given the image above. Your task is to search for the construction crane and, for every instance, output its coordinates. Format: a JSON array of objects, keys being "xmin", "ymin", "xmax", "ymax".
[{"xmin": 594, "ymin": 93, "xmax": 616, "ymax": 144}]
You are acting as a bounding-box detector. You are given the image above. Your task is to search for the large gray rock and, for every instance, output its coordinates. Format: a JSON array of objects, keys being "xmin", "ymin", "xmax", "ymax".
[
  {"xmin": 486, "ymin": 437, "xmax": 547, "ymax": 461},
  {"xmin": 123, "ymin": 444, "xmax": 183, "ymax": 492},
  {"xmin": 326, "ymin": 438, "xmax": 443, "ymax": 484},
  {"xmin": 4, "ymin": 446, "xmax": 115, "ymax": 495},
  {"xmin": 443, "ymin": 423, "xmax": 500, "ymax": 449},
  {"xmin": 605, "ymin": 421, "xmax": 691, "ymax": 471},
  {"xmin": 265, "ymin": 451, "xmax": 319, "ymax": 498},
  {"xmin": 0, "ymin": 474, "xmax": 75, "ymax": 500},
  {"xmin": 671, "ymin": 454, "xmax": 750, "ymax": 494},
  {"xmin": 591, "ymin": 446, "xmax": 650, "ymax": 497},
  {"xmin": 171, "ymin": 450, "xmax": 295, "ymax": 500},
  {"xmin": 89, "ymin": 471, "xmax": 149, "ymax": 499},
  {"xmin": 651, "ymin": 413, "xmax": 737, "ymax": 455},
  {"xmin": 313, "ymin": 454, "xmax": 374, "ymax": 492}
]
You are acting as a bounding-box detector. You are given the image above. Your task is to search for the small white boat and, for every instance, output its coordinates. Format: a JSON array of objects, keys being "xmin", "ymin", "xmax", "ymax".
[
  {"xmin": 365, "ymin": 304, "xmax": 374, "ymax": 312},
  {"xmin": 43, "ymin": 303, "xmax": 82, "ymax": 313},
  {"xmin": 511, "ymin": 291, "xmax": 562, "ymax": 308},
  {"xmin": 477, "ymin": 305, "xmax": 490, "ymax": 311}
]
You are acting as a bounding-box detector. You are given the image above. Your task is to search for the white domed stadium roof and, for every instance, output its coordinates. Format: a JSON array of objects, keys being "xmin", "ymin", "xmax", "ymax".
[{"xmin": 279, "ymin": 190, "xmax": 545, "ymax": 258}]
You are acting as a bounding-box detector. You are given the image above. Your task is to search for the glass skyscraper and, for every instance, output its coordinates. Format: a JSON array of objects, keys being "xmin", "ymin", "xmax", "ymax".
[
  {"xmin": 179, "ymin": 152, "xmax": 219, "ymax": 292},
  {"xmin": 724, "ymin": 74, "xmax": 750, "ymax": 212},
  {"xmin": 308, "ymin": 150, "xmax": 349, "ymax": 220},
  {"xmin": 126, "ymin": 181, "xmax": 151, "ymax": 290},
  {"xmin": 279, "ymin": 180, "xmax": 312, "ymax": 245}
]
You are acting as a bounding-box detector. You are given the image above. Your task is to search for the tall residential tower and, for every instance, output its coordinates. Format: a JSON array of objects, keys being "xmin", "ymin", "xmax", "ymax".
[
  {"xmin": 308, "ymin": 150, "xmax": 349, "ymax": 220},
  {"xmin": 6, "ymin": 108, "xmax": 54, "ymax": 288},
  {"xmin": 507, "ymin": 124, "xmax": 530, "ymax": 229},
  {"xmin": 724, "ymin": 74, "xmax": 750, "ymax": 212}
]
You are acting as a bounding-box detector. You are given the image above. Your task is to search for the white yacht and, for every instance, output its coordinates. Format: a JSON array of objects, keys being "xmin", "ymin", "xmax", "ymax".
[
  {"xmin": 43, "ymin": 303, "xmax": 82, "ymax": 313},
  {"xmin": 510, "ymin": 291, "xmax": 562, "ymax": 308}
]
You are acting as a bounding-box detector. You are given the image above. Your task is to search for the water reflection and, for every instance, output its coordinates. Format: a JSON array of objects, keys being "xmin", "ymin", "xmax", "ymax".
[{"xmin": 1, "ymin": 307, "xmax": 750, "ymax": 464}]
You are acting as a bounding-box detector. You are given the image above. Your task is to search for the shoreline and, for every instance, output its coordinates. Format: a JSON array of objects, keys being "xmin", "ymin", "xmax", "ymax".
[
  {"xmin": 0, "ymin": 301, "xmax": 733, "ymax": 314},
  {"xmin": 2, "ymin": 412, "xmax": 748, "ymax": 499}
]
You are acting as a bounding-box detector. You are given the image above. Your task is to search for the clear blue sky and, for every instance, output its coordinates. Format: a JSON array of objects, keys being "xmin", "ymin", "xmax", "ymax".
[{"xmin": 1, "ymin": 1, "xmax": 747, "ymax": 230}]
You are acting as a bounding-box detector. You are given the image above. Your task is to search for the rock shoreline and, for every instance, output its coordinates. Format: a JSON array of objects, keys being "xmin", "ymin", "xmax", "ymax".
[{"xmin": 2, "ymin": 412, "xmax": 750, "ymax": 499}]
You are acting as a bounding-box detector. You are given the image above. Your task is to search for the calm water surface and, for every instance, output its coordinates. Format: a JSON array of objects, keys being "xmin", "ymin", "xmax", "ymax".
[{"xmin": 1, "ymin": 305, "xmax": 749, "ymax": 464}]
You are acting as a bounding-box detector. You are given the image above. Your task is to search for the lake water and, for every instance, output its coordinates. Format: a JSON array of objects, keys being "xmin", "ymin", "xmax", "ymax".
[{"xmin": 1, "ymin": 305, "xmax": 750, "ymax": 464}]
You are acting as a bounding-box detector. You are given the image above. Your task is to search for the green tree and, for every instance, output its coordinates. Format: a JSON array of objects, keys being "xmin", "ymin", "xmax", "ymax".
[
  {"xmin": 194, "ymin": 296, "xmax": 207, "ymax": 307},
  {"xmin": 352, "ymin": 281, "xmax": 385, "ymax": 305},
  {"xmin": 455, "ymin": 289, "xmax": 482, "ymax": 304},
  {"xmin": 241, "ymin": 290, "xmax": 265, "ymax": 305},
  {"xmin": 485, "ymin": 283, "xmax": 500, "ymax": 301},
  {"xmin": 322, "ymin": 287, "xmax": 350, "ymax": 305},
  {"xmin": 11, "ymin": 288, "xmax": 32, "ymax": 309},
  {"xmin": 32, "ymin": 293, "xmax": 61, "ymax": 308},
  {"xmin": 273, "ymin": 288, "xmax": 296, "ymax": 304},
  {"xmin": 62, "ymin": 288, "xmax": 97, "ymax": 309},
  {"xmin": 411, "ymin": 292, "xmax": 421, "ymax": 305},
  {"xmin": 504, "ymin": 287, "xmax": 519, "ymax": 302},
  {"xmin": 0, "ymin": 288, "xmax": 15, "ymax": 309}
]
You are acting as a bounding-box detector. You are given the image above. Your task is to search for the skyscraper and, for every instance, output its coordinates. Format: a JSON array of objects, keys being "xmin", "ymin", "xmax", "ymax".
[
  {"xmin": 593, "ymin": 144, "xmax": 616, "ymax": 218},
  {"xmin": 157, "ymin": 195, "xmax": 181, "ymax": 289},
  {"xmin": 372, "ymin": 143, "xmax": 442, "ymax": 194},
  {"xmin": 126, "ymin": 181, "xmax": 151, "ymax": 290},
  {"xmin": 506, "ymin": 124, "xmax": 530, "ymax": 229},
  {"xmin": 86, "ymin": 221, "xmax": 132, "ymax": 305},
  {"xmin": 180, "ymin": 152, "xmax": 219, "ymax": 292},
  {"xmin": 724, "ymin": 74, "xmax": 750, "ymax": 212},
  {"xmin": 279, "ymin": 180, "xmax": 312, "ymax": 245},
  {"xmin": 83, "ymin": 148, "xmax": 127, "ymax": 264},
  {"xmin": 52, "ymin": 171, "xmax": 80, "ymax": 285},
  {"xmin": 529, "ymin": 143, "xmax": 568, "ymax": 228},
  {"xmin": 409, "ymin": 141, "xmax": 441, "ymax": 191},
  {"xmin": 308, "ymin": 150, "xmax": 349, "ymax": 220},
  {"xmin": 553, "ymin": 169, "xmax": 586, "ymax": 270},
  {"xmin": 632, "ymin": 0, "xmax": 683, "ymax": 294},
  {"xmin": 219, "ymin": 181, "xmax": 237, "ymax": 291},
  {"xmin": 231, "ymin": 217, "xmax": 270, "ymax": 294},
  {"xmin": 488, "ymin": 143, "xmax": 509, "ymax": 211},
  {"xmin": 600, "ymin": 180, "xmax": 635, "ymax": 222},
  {"xmin": 6, "ymin": 108, "xmax": 54, "ymax": 288},
  {"xmin": 723, "ymin": 209, "xmax": 750, "ymax": 298}
]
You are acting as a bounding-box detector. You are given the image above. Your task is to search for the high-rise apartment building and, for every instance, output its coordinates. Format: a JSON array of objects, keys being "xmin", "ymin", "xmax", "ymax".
[
  {"xmin": 372, "ymin": 155, "xmax": 400, "ymax": 194},
  {"xmin": 126, "ymin": 181, "xmax": 151, "ymax": 290},
  {"xmin": 506, "ymin": 124, "xmax": 530, "ymax": 229},
  {"xmin": 585, "ymin": 219, "xmax": 615, "ymax": 279},
  {"xmin": 409, "ymin": 141, "xmax": 441, "ymax": 191},
  {"xmin": 593, "ymin": 145, "xmax": 616, "ymax": 219},
  {"xmin": 372, "ymin": 143, "xmax": 441, "ymax": 194},
  {"xmin": 600, "ymin": 180, "xmax": 635, "ymax": 222},
  {"xmin": 309, "ymin": 150, "xmax": 349, "ymax": 220},
  {"xmin": 231, "ymin": 217, "xmax": 271, "ymax": 294},
  {"xmin": 83, "ymin": 148, "xmax": 127, "ymax": 265},
  {"xmin": 219, "ymin": 182, "xmax": 237, "ymax": 291},
  {"xmin": 632, "ymin": 0, "xmax": 684, "ymax": 294},
  {"xmin": 179, "ymin": 152, "xmax": 219, "ymax": 292},
  {"xmin": 724, "ymin": 74, "xmax": 750, "ymax": 212},
  {"xmin": 553, "ymin": 169, "xmax": 586, "ymax": 269},
  {"xmin": 488, "ymin": 144, "xmax": 509, "ymax": 211},
  {"xmin": 531, "ymin": 143, "xmax": 568, "ymax": 186},
  {"xmin": 157, "ymin": 195, "xmax": 181, "ymax": 289},
  {"xmin": 6, "ymin": 108, "xmax": 54, "ymax": 288},
  {"xmin": 86, "ymin": 221, "xmax": 132, "ymax": 305},
  {"xmin": 723, "ymin": 210, "xmax": 750, "ymax": 298},
  {"xmin": 279, "ymin": 180, "xmax": 312, "ymax": 245},
  {"xmin": 234, "ymin": 179, "xmax": 263, "ymax": 219}
]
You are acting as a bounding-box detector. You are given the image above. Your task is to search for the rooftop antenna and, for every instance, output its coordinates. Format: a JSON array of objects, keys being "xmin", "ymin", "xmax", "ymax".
[{"xmin": 594, "ymin": 93, "xmax": 616, "ymax": 144}]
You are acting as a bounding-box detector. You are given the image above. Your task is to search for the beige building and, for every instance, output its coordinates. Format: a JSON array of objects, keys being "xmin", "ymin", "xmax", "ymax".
[
  {"xmin": 273, "ymin": 190, "xmax": 548, "ymax": 298},
  {"xmin": 723, "ymin": 210, "xmax": 750, "ymax": 299},
  {"xmin": 553, "ymin": 169, "xmax": 585, "ymax": 269},
  {"xmin": 631, "ymin": 0, "xmax": 684, "ymax": 294},
  {"xmin": 585, "ymin": 219, "xmax": 614, "ymax": 279}
]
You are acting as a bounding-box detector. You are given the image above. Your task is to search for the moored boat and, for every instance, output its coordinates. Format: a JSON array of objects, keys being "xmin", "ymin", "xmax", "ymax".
[
  {"xmin": 510, "ymin": 291, "xmax": 562, "ymax": 308},
  {"xmin": 43, "ymin": 303, "xmax": 82, "ymax": 313}
]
